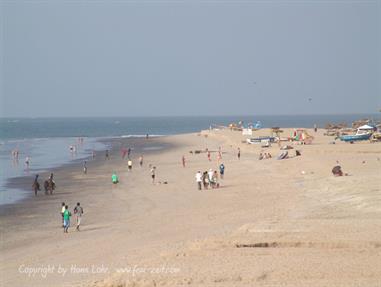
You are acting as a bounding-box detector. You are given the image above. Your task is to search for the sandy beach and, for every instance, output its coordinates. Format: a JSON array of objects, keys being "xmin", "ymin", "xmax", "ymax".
[{"xmin": 1, "ymin": 128, "xmax": 381, "ymax": 287}]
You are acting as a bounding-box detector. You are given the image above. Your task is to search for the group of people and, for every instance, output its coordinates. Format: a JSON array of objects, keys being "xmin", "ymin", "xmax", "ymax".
[
  {"xmin": 259, "ymin": 152, "xmax": 272, "ymax": 160},
  {"xmin": 32, "ymin": 173, "xmax": 56, "ymax": 196},
  {"xmin": 61, "ymin": 202, "xmax": 83, "ymax": 233},
  {"xmin": 195, "ymin": 163, "xmax": 225, "ymax": 190}
]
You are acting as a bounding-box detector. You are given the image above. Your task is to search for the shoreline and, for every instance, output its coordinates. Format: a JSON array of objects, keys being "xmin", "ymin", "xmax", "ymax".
[{"xmin": 0, "ymin": 135, "xmax": 171, "ymax": 208}]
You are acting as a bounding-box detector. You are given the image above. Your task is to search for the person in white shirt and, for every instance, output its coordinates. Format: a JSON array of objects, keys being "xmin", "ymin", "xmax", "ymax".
[
  {"xmin": 208, "ymin": 169, "xmax": 214, "ymax": 188},
  {"xmin": 195, "ymin": 171, "xmax": 203, "ymax": 190}
]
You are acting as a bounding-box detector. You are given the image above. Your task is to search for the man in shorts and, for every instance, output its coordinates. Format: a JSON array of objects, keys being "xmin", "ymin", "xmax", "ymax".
[
  {"xmin": 63, "ymin": 205, "xmax": 71, "ymax": 233},
  {"xmin": 74, "ymin": 202, "xmax": 84, "ymax": 231}
]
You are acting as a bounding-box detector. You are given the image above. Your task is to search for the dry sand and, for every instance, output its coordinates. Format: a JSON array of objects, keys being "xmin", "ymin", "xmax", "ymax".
[{"xmin": 1, "ymin": 129, "xmax": 381, "ymax": 287}]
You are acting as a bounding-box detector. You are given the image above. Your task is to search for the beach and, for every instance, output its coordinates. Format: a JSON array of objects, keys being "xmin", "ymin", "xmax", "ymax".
[{"xmin": 1, "ymin": 128, "xmax": 381, "ymax": 287}]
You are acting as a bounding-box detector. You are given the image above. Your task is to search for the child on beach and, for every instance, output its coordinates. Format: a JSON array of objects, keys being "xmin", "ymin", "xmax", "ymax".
[
  {"xmin": 127, "ymin": 159, "xmax": 133, "ymax": 171},
  {"xmin": 105, "ymin": 150, "xmax": 109, "ymax": 160},
  {"xmin": 63, "ymin": 205, "xmax": 71, "ymax": 233},
  {"xmin": 139, "ymin": 155, "xmax": 143, "ymax": 167},
  {"xmin": 182, "ymin": 155, "xmax": 186, "ymax": 167},
  {"xmin": 237, "ymin": 148, "xmax": 241, "ymax": 160},
  {"xmin": 74, "ymin": 202, "xmax": 83, "ymax": 231}
]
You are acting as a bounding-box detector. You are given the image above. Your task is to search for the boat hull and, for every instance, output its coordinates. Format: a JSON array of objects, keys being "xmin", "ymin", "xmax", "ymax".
[{"xmin": 340, "ymin": 133, "xmax": 372, "ymax": 142}]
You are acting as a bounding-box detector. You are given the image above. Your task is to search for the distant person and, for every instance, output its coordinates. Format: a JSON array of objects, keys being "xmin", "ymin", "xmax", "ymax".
[
  {"xmin": 208, "ymin": 169, "xmax": 214, "ymax": 188},
  {"xmin": 151, "ymin": 166, "xmax": 156, "ymax": 184},
  {"xmin": 139, "ymin": 155, "xmax": 144, "ymax": 167},
  {"xmin": 121, "ymin": 148, "xmax": 127, "ymax": 159},
  {"xmin": 60, "ymin": 202, "xmax": 65, "ymax": 227},
  {"xmin": 83, "ymin": 161, "xmax": 87, "ymax": 174},
  {"xmin": 207, "ymin": 151, "xmax": 211, "ymax": 161},
  {"xmin": 182, "ymin": 155, "xmax": 186, "ymax": 167},
  {"xmin": 219, "ymin": 163, "xmax": 225, "ymax": 179},
  {"xmin": 112, "ymin": 172, "xmax": 119, "ymax": 184},
  {"xmin": 202, "ymin": 171, "xmax": 209, "ymax": 189},
  {"xmin": 25, "ymin": 156, "xmax": 30, "ymax": 168},
  {"xmin": 73, "ymin": 202, "xmax": 83, "ymax": 231},
  {"xmin": 195, "ymin": 171, "xmax": 202, "ymax": 190},
  {"xmin": 127, "ymin": 148, "xmax": 132, "ymax": 158},
  {"xmin": 237, "ymin": 148, "xmax": 241, "ymax": 160},
  {"xmin": 314, "ymin": 124, "xmax": 318, "ymax": 133},
  {"xmin": 212, "ymin": 171, "xmax": 219, "ymax": 188},
  {"xmin": 63, "ymin": 205, "xmax": 71, "ymax": 233},
  {"xmin": 127, "ymin": 159, "xmax": 133, "ymax": 171},
  {"xmin": 92, "ymin": 150, "xmax": 96, "ymax": 159},
  {"xmin": 32, "ymin": 174, "xmax": 40, "ymax": 196},
  {"xmin": 105, "ymin": 150, "xmax": 109, "ymax": 160},
  {"xmin": 217, "ymin": 151, "xmax": 222, "ymax": 162}
]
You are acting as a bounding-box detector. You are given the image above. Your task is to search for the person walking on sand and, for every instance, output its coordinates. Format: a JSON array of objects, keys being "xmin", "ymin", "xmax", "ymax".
[
  {"xmin": 151, "ymin": 166, "xmax": 156, "ymax": 184},
  {"xmin": 127, "ymin": 159, "xmax": 133, "ymax": 171},
  {"xmin": 237, "ymin": 148, "xmax": 241, "ymax": 160},
  {"xmin": 219, "ymin": 163, "xmax": 225, "ymax": 179},
  {"xmin": 217, "ymin": 151, "xmax": 222, "ymax": 163},
  {"xmin": 60, "ymin": 202, "xmax": 66, "ymax": 227},
  {"xmin": 127, "ymin": 148, "xmax": 132, "ymax": 158},
  {"xmin": 195, "ymin": 171, "xmax": 202, "ymax": 190},
  {"xmin": 208, "ymin": 169, "xmax": 214, "ymax": 188},
  {"xmin": 182, "ymin": 155, "xmax": 186, "ymax": 167},
  {"xmin": 212, "ymin": 171, "xmax": 219, "ymax": 188},
  {"xmin": 139, "ymin": 155, "xmax": 143, "ymax": 167},
  {"xmin": 112, "ymin": 172, "xmax": 119, "ymax": 184},
  {"xmin": 105, "ymin": 150, "xmax": 110, "ymax": 160},
  {"xmin": 32, "ymin": 174, "xmax": 40, "ymax": 196},
  {"xmin": 83, "ymin": 161, "xmax": 87, "ymax": 174},
  {"xmin": 63, "ymin": 205, "xmax": 71, "ymax": 233},
  {"xmin": 74, "ymin": 202, "xmax": 83, "ymax": 231},
  {"xmin": 202, "ymin": 171, "xmax": 209, "ymax": 189},
  {"xmin": 207, "ymin": 151, "xmax": 211, "ymax": 161}
]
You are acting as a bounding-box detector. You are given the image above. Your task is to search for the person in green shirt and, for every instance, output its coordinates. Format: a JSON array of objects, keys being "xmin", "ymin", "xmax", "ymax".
[
  {"xmin": 112, "ymin": 172, "xmax": 119, "ymax": 184},
  {"xmin": 63, "ymin": 205, "xmax": 71, "ymax": 233}
]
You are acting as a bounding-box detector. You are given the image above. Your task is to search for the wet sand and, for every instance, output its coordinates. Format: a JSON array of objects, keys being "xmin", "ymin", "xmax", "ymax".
[{"xmin": 1, "ymin": 129, "xmax": 381, "ymax": 287}]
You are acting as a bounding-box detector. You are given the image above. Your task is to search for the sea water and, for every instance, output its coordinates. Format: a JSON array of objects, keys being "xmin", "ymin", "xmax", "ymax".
[{"xmin": 0, "ymin": 115, "xmax": 379, "ymax": 205}]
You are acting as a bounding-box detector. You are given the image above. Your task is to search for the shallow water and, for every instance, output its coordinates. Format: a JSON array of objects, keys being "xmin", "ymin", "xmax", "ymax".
[{"xmin": 1, "ymin": 115, "xmax": 379, "ymax": 205}]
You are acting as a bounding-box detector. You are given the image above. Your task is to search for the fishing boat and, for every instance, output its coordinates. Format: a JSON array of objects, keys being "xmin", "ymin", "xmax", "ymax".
[
  {"xmin": 246, "ymin": 136, "xmax": 276, "ymax": 144},
  {"xmin": 339, "ymin": 132, "xmax": 372, "ymax": 142}
]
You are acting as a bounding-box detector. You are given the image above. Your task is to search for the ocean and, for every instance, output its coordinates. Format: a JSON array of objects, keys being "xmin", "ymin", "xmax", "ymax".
[{"xmin": 0, "ymin": 114, "xmax": 379, "ymax": 205}]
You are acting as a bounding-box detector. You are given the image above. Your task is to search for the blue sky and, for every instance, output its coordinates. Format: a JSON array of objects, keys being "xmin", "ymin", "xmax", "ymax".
[{"xmin": 1, "ymin": 0, "xmax": 380, "ymax": 117}]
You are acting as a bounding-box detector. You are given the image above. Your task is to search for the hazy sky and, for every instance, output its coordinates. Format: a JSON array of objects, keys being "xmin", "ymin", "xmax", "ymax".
[{"xmin": 1, "ymin": 0, "xmax": 380, "ymax": 117}]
